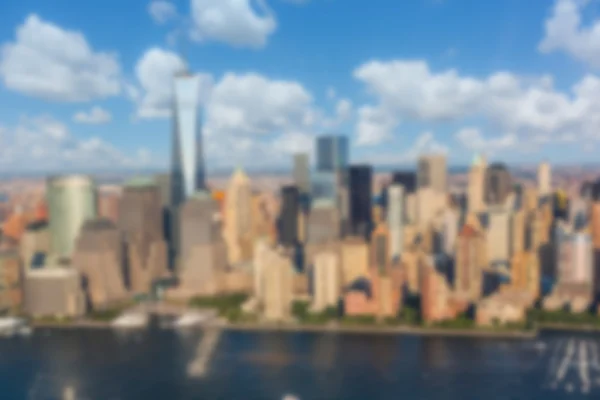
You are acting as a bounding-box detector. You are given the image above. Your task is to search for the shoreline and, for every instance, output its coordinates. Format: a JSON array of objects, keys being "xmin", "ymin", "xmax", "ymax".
[
  {"xmin": 27, "ymin": 319, "xmax": 600, "ymax": 338},
  {"xmin": 215, "ymin": 322, "xmax": 539, "ymax": 339}
]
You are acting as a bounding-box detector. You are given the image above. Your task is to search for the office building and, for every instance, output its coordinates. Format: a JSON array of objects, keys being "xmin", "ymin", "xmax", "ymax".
[
  {"xmin": 0, "ymin": 250, "xmax": 22, "ymax": 312},
  {"xmin": 278, "ymin": 186, "xmax": 300, "ymax": 247},
  {"xmin": 468, "ymin": 154, "xmax": 486, "ymax": 213},
  {"xmin": 307, "ymin": 199, "xmax": 340, "ymax": 244},
  {"xmin": 224, "ymin": 168, "xmax": 253, "ymax": 265},
  {"xmin": 311, "ymin": 252, "xmax": 341, "ymax": 312},
  {"xmin": 348, "ymin": 165, "xmax": 373, "ymax": 240},
  {"xmin": 20, "ymin": 221, "xmax": 50, "ymax": 270},
  {"xmin": 455, "ymin": 224, "xmax": 485, "ymax": 301},
  {"xmin": 341, "ymin": 237, "xmax": 369, "ymax": 286},
  {"xmin": 170, "ymin": 72, "xmax": 206, "ymax": 209},
  {"xmin": 293, "ymin": 153, "xmax": 310, "ymax": 195},
  {"xmin": 557, "ymin": 229, "xmax": 593, "ymax": 285},
  {"xmin": 178, "ymin": 192, "xmax": 227, "ymax": 296},
  {"xmin": 392, "ymin": 171, "xmax": 417, "ymax": 194},
  {"xmin": 261, "ymin": 246, "xmax": 294, "ymax": 322},
  {"xmin": 47, "ymin": 175, "xmax": 97, "ymax": 258},
  {"xmin": 23, "ymin": 268, "xmax": 86, "ymax": 318},
  {"xmin": 417, "ymin": 154, "xmax": 447, "ymax": 194},
  {"xmin": 387, "ymin": 184, "xmax": 404, "ymax": 260},
  {"xmin": 316, "ymin": 135, "xmax": 349, "ymax": 173},
  {"xmin": 118, "ymin": 178, "xmax": 168, "ymax": 293},
  {"xmin": 72, "ymin": 218, "xmax": 128, "ymax": 309},
  {"xmin": 487, "ymin": 207, "xmax": 511, "ymax": 265},
  {"xmin": 371, "ymin": 224, "xmax": 390, "ymax": 275},
  {"xmin": 538, "ymin": 162, "xmax": 551, "ymax": 197},
  {"xmin": 485, "ymin": 163, "xmax": 512, "ymax": 206}
]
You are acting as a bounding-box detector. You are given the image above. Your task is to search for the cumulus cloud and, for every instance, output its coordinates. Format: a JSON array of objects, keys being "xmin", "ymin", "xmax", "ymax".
[
  {"xmin": 360, "ymin": 131, "xmax": 448, "ymax": 165},
  {"xmin": 454, "ymin": 128, "xmax": 518, "ymax": 153},
  {"xmin": 73, "ymin": 106, "xmax": 112, "ymax": 124},
  {"xmin": 131, "ymin": 47, "xmax": 213, "ymax": 118},
  {"xmin": 148, "ymin": 1, "xmax": 179, "ymax": 25},
  {"xmin": 189, "ymin": 0, "xmax": 277, "ymax": 48},
  {"xmin": 0, "ymin": 14, "xmax": 121, "ymax": 102},
  {"xmin": 0, "ymin": 115, "xmax": 152, "ymax": 172},
  {"xmin": 539, "ymin": 0, "xmax": 600, "ymax": 68},
  {"xmin": 353, "ymin": 59, "xmax": 600, "ymax": 148}
]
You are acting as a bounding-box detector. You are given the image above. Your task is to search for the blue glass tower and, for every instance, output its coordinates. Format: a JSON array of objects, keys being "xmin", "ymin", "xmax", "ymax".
[
  {"xmin": 170, "ymin": 72, "xmax": 206, "ymax": 209},
  {"xmin": 312, "ymin": 135, "xmax": 349, "ymax": 202}
]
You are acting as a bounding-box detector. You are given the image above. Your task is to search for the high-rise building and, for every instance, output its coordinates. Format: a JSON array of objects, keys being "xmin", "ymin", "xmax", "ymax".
[
  {"xmin": 278, "ymin": 186, "xmax": 300, "ymax": 247},
  {"xmin": 47, "ymin": 175, "xmax": 97, "ymax": 258},
  {"xmin": 311, "ymin": 251, "xmax": 341, "ymax": 312},
  {"xmin": 387, "ymin": 184, "xmax": 404, "ymax": 260},
  {"xmin": 23, "ymin": 268, "xmax": 86, "ymax": 318},
  {"xmin": 261, "ymin": 246, "xmax": 294, "ymax": 321},
  {"xmin": 0, "ymin": 250, "xmax": 22, "ymax": 312},
  {"xmin": 341, "ymin": 237, "xmax": 369, "ymax": 286},
  {"xmin": 487, "ymin": 207, "xmax": 511, "ymax": 265},
  {"xmin": 538, "ymin": 162, "xmax": 551, "ymax": 197},
  {"xmin": 468, "ymin": 154, "xmax": 486, "ymax": 213},
  {"xmin": 20, "ymin": 221, "xmax": 50, "ymax": 270},
  {"xmin": 224, "ymin": 168, "xmax": 253, "ymax": 265},
  {"xmin": 455, "ymin": 224, "xmax": 485, "ymax": 301},
  {"xmin": 72, "ymin": 218, "xmax": 128, "ymax": 309},
  {"xmin": 348, "ymin": 165, "xmax": 373, "ymax": 240},
  {"xmin": 417, "ymin": 154, "xmax": 447, "ymax": 194},
  {"xmin": 118, "ymin": 178, "xmax": 167, "ymax": 293},
  {"xmin": 392, "ymin": 171, "xmax": 417, "ymax": 194},
  {"xmin": 370, "ymin": 224, "xmax": 390, "ymax": 275},
  {"xmin": 485, "ymin": 163, "xmax": 512, "ymax": 206},
  {"xmin": 178, "ymin": 192, "xmax": 227, "ymax": 296},
  {"xmin": 170, "ymin": 72, "xmax": 206, "ymax": 210},
  {"xmin": 307, "ymin": 199, "xmax": 340, "ymax": 244},
  {"xmin": 293, "ymin": 153, "xmax": 310, "ymax": 195},
  {"xmin": 312, "ymin": 135, "xmax": 349, "ymax": 204},
  {"xmin": 556, "ymin": 227, "xmax": 593, "ymax": 285}
]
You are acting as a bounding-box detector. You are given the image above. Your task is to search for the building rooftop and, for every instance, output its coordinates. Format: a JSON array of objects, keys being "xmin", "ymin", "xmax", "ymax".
[
  {"xmin": 82, "ymin": 218, "xmax": 117, "ymax": 232},
  {"xmin": 25, "ymin": 267, "xmax": 78, "ymax": 279},
  {"xmin": 124, "ymin": 176, "xmax": 157, "ymax": 189}
]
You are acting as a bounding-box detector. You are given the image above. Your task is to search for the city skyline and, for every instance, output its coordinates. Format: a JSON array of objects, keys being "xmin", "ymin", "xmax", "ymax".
[{"xmin": 0, "ymin": 0, "xmax": 599, "ymax": 173}]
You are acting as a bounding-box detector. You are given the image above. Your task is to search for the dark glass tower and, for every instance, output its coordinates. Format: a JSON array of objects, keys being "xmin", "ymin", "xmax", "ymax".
[
  {"xmin": 349, "ymin": 165, "xmax": 373, "ymax": 241},
  {"xmin": 278, "ymin": 186, "xmax": 300, "ymax": 247},
  {"xmin": 485, "ymin": 163, "xmax": 511, "ymax": 206}
]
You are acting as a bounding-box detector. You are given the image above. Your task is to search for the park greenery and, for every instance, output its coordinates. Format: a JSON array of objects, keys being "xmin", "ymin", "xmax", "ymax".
[
  {"xmin": 292, "ymin": 301, "xmax": 338, "ymax": 325},
  {"xmin": 528, "ymin": 308, "xmax": 600, "ymax": 327},
  {"xmin": 189, "ymin": 293, "xmax": 251, "ymax": 322}
]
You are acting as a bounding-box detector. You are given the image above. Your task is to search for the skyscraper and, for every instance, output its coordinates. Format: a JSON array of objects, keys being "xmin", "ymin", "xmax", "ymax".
[
  {"xmin": 224, "ymin": 168, "xmax": 253, "ymax": 265},
  {"xmin": 278, "ymin": 186, "xmax": 300, "ymax": 247},
  {"xmin": 348, "ymin": 165, "xmax": 373, "ymax": 240},
  {"xmin": 293, "ymin": 153, "xmax": 310, "ymax": 195},
  {"xmin": 468, "ymin": 154, "xmax": 486, "ymax": 213},
  {"xmin": 387, "ymin": 184, "xmax": 404, "ymax": 260},
  {"xmin": 312, "ymin": 135, "xmax": 349, "ymax": 202},
  {"xmin": 170, "ymin": 73, "xmax": 206, "ymax": 209},
  {"xmin": 485, "ymin": 163, "xmax": 512, "ymax": 206},
  {"xmin": 538, "ymin": 162, "xmax": 551, "ymax": 197},
  {"xmin": 417, "ymin": 155, "xmax": 447, "ymax": 194},
  {"xmin": 47, "ymin": 175, "xmax": 97, "ymax": 258}
]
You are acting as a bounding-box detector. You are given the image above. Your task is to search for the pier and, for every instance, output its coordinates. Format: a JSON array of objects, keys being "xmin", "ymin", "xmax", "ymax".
[{"xmin": 187, "ymin": 328, "xmax": 222, "ymax": 378}]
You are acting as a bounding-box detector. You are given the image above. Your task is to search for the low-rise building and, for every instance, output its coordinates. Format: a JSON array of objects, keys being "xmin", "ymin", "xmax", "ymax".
[{"xmin": 23, "ymin": 268, "xmax": 85, "ymax": 318}]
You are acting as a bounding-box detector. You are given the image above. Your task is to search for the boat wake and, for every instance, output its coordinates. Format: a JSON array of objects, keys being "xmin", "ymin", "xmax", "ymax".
[{"xmin": 542, "ymin": 338, "xmax": 600, "ymax": 394}]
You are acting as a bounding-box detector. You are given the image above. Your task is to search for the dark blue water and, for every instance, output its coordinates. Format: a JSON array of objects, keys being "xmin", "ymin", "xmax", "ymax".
[{"xmin": 0, "ymin": 328, "xmax": 598, "ymax": 400}]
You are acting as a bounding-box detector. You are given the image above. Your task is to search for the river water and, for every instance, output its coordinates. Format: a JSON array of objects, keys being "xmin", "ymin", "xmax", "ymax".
[{"xmin": 0, "ymin": 327, "xmax": 598, "ymax": 399}]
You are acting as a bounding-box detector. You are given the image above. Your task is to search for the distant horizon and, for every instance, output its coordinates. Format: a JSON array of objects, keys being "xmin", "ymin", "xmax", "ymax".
[{"xmin": 0, "ymin": 161, "xmax": 599, "ymax": 181}]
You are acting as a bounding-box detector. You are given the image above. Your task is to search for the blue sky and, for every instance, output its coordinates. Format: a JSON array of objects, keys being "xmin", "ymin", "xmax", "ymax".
[{"xmin": 0, "ymin": 0, "xmax": 599, "ymax": 173}]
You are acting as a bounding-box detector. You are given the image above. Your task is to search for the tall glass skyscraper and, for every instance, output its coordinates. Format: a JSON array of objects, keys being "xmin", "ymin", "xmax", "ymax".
[
  {"xmin": 170, "ymin": 73, "xmax": 206, "ymax": 209},
  {"xmin": 312, "ymin": 135, "xmax": 349, "ymax": 202}
]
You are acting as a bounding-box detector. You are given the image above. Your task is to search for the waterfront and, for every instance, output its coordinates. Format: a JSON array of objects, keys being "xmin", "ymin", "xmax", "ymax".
[{"xmin": 0, "ymin": 327, "xmax": 599, "ymax": 399}]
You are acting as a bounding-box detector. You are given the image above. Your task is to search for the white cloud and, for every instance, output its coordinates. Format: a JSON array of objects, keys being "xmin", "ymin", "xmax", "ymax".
[
  {"xmin": 539, "ymin": 0, "xmax": 600, "ymax": 68},
  {"xmin": 73, "ymin": 106, "xmax": 112, "ymax": 124},
  {"xmin": 189, "ymin": 0, "xmax": 277, "ymax": 48},
  {"xmin": 148, "ymin": 1, "xmax": 179, "ymax": 25},
  {"xmin": 0, "ymin": 115, "xmax": 152, "ymax": 171},
  {"xmin": 360, "ymin": 131, "xmax": 448, "ymax": 165},
  {"xmin": 322, "ymin": 98, "xmax": 353, "ymax": 129},
  {"xmin": 454, "ymin": 127, "xmax": 518, "ymax": 153},
  {"xmin": 205, "ymin": 72, "xmax": 315, "ymax": 136},
  {"xmin": 353, "ymin": 58, "xmax": 600, "ymax": 147},
  {"xmin": 131, "ymin": 47, "xmax": 213, "ymax": 118},
  {"xmin": 0, "ymin": 14, "xmax": 121, "ymax": 102}
]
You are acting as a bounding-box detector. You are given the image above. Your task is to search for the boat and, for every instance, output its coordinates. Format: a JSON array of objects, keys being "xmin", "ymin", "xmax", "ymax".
[{"xmin": 111, "ymin": 313, "xmax": 149, "ymax": 330}]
